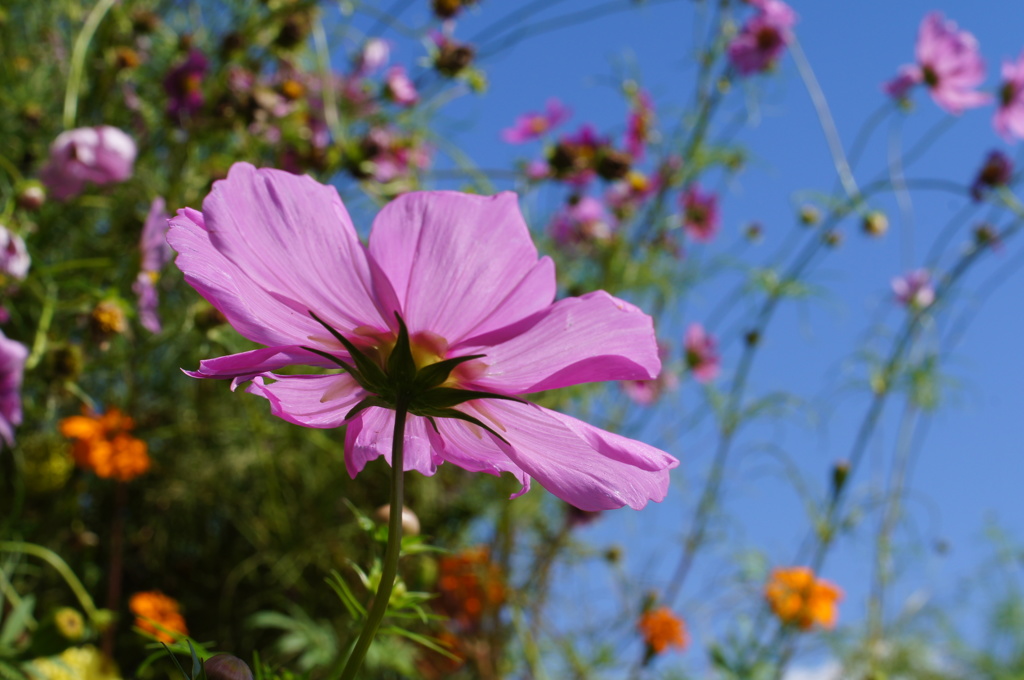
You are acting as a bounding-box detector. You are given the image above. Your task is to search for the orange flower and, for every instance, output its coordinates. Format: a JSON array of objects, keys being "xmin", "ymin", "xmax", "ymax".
[
  {"xmin": 764, "ymin": 566, "xmax": 843, "ymax": 631},
  {"xmin": 637, "ymin": 607, "xmax": 688, "ymax": 654},
  {"xmin": 129, "ymin": 591, "xmax": 188, "ymax": 643},
  {"xmin": 435, "ymin": 547, "xmax": 505, "ymax": 630},
  {"xmin": 60, "ymin": 409, "xmax": 150, "ymax": 481}
]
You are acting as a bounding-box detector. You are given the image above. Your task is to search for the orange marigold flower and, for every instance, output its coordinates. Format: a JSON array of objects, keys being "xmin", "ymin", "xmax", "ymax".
[
  {"xmin": 637, "ymin": 607, "xmax": 688, "ymax": 654},
  {"xmin": 435, "ymin": 547, "xmax": 505, "ymax": 630},
  {"xmin": 129, "ymin": 590, "xmax": 188, "ymax": 643},
  {"xmin": 60, "ymin": 408, "xmax": 150, "ymax": 481},
  {"xmin": 764, "ymin": 566, "xmax": 843, "ymax": 631}
]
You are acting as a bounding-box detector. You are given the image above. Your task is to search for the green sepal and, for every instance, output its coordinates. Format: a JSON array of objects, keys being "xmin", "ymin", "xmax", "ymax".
[
  {"xmin": 300, "ymin": 346, "xmax": 369, "ymax": 386},
  {"xmin": 308, "ymin": 311, "xmax": 390, "ymax": 391},
  {"xmin": 412, "ymin": 386, "xmax": 523, "ymax": 411},
  {"xmin": 386, "ymin": 314, "xmax": 417, "ymax": 391},
  {"xmin": 415, "ymin": 408, "xmax": 510, "ymax": 445},
  {"xmin": 345, "ymin": 395, "xmax": 392, "ymax": 421},
  {"xmin": 412, "ymin": 354, "xmax": 486, "ymax": 390}
]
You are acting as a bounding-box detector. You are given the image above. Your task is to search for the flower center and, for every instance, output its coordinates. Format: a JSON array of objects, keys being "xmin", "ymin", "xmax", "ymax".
[
  {"xmin": 755, "ymin": 26, "xmax": 783, "ymax": 51},
  {"xmin": 1001, "ymin": 81, "xmax": 1017, "ymax": 107},
  {"xmin": 922, "ymin": 64, "xmax": 940, "ymax": 88}
]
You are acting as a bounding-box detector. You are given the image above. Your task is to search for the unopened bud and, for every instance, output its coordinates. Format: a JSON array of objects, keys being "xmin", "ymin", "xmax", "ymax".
[
  {"xmin": 374, "ymin": 505, "xmax": 421, "ymax": 536},
  {"xmin": 862, "ymin": 211, "xmax": 888, "ymax": 237},
  {"xmin": 53, "ymin": 608, "xmax": 85, "ymax": 641},
  {"xmin": 16, "ymin": 182, "xmax": 45, "ymax": 210},
  {"xmin": 799, "ymin": 204, "xmax": 821, "ymax": 226},
  {"xmin": 744, "ymin": 222, "xmax": 763, "ymax": 242},
  {"xmin": 204, "ymin": 654, "xmax": 253, "ymax": 680},
  {"xmin": 824, "ymin": 231, "xmax": 842, "ymax": 248},
  {"xmin": 831, "ymin": 460, "xmax": 850, "ymax": 497}
]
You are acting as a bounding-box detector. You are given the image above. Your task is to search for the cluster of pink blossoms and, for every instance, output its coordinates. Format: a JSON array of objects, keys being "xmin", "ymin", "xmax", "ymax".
[{"xmin": 727, "ymin": 0, "xmax": 798, "ymax": 76}]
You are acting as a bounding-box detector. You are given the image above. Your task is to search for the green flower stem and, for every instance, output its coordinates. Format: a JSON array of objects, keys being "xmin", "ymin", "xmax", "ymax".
[
  {"xmin": 338, "ymin": 396, "xmax": 408, "ymax": 680},
  {"xmin": 0, "ymin": 541, "xmax": 101, "ymax": 622},
  {"xmin": 63, "ymin": 0, "xmax": 118, "ymax": 129}
]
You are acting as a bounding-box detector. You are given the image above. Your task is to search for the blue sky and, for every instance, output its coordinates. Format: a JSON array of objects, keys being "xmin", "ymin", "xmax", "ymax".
[{"xmin": 340, "ymin": 0, "xmax": 1024, "ymax": 672}]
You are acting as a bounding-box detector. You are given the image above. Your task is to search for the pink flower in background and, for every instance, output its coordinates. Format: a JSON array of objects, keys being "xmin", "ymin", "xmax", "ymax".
[
  {"xmin": 892, "ymin": 269, "xmax": 935, "ymax": 310},
  {"xmin": 727, "ymin": 0, "xmax": 797, "ymax": 76},
  {"xmin": 970, "ymin": 150, "xmax": 1013, "ymax": 201},
  {"xmin": 525, "ymin": 160, "xmax": 550, "ymax": 181},
  {"xmin": 39, "ymin": 126, "xmax": 137, "ymax": 201},
  {"xmin": 361, "ymin": 127, "xmax": 432, "ymax": 183},
  {"xmin": 684, "ymin": 323, "xmax": 720, "ymax": 383},
  {"xmin": 502, "ymin": 99, "xmax": 571, "ymax": 144},
  {"xmin": 164, "ymin": 50, "xmax": 208, "ymax": 120},
  {"xmin": 607, "ymin": 171, "xmax": 658, "ymax": 218},
  {"xmin": 995, "ymin": 51, "xmax": 1024, "ymax": 141},
  {"xmin": 385, "ymin": 66, "xmax": 419, "ymax": 106},
  {"xmin": 625, "ymin": 89, "xmax": 655, "ymax": 159},
  {"xmin": 622, "ymin": 342, "xmax": 678, "ymax": 406},
  {"xmin": 884, "ymin": 13, "xmax": 989, "ymax": 114},
  {"xmin": 681, "ymin": 184, "xmax": 720, "ymax": 242},
  {"xmin": 0, "ymin": 330, "xmax": 28, "ymax": 446},
  {"xmin": 132, "ymin": 197, "xmax": 172, "ymax": 333},
  {"xmin": 549, "ymin": 196, "xmax": 614, "ymax": 245},
  {"xmin": 0, "ymin": 226, "xmax": 30, "ymax": 281},
  {"xmin": 169, "ymin": 164, "xmax": 677, "ymax": 511}
]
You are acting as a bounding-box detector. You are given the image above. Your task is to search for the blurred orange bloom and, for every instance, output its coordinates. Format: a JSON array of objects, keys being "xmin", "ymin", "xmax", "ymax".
[
  {"xmin": 129, "ymin": 590, "xmax": 188, "ymax": 643},
  {"xmin": 435, "ymin": 547, "xmax": 505, "ymax": 630},
  {"xmin": 60, "ymin": 408, "xmax": 150, "ymax": 481},
  {"xmin": 764, "ymin": 566, "xmax": 843, "ymax": 631},
  {"xmin": 637, "ymin": 606, "xmax": 688, "ymax": 654}
]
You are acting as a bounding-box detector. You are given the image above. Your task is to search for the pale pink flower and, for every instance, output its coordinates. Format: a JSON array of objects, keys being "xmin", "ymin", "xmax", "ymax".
[
  {"xmin": 525, "ymin": 160, "xmax": 549, "ymax": 181},
  {"xmin": 39, "ymin": 127, "xmax": 137, "ymax": 202},
  {"xmin": 133, "ymin": 197, "xmax": 172, "ymax": 333},
  {"xmin": 358, "ymin": 39, "xmax": 390, "ymax": 74},
  {"xmin": 622, "ymin": 342, "xmax": 677, "ymax": 406},
  {"xmin": 995, "ymin": 50, "xmax": 1024, "ymax": 141},
  {"xmin": 0, "ymin": 226, "xmax": 30, "ymax": 281},
  {"xmin": 892, "ymin": 269, "xmax": 935, "ymax": 309},
  {"xmin": 502, "ymin": 99, "xmax": 571, "ymax": 144},
  {"xmin": 384, "ymin": 66, "xmax": 418, "ymax": 106},
  {"xmin": 884, "ymin": 13, "xmax": 989, "ymax": 114},
  {"xmin": 681, "ymin": 184, "xmax": 720, "ymax": 242},
  {"xmin": 0, "ymin": 329, "xmax": 28, "ymax": 446},
  {"xmin": 727, "ymin": 0, "xmax": 797, "ymax": 76},
  {"xmin": 684, "ymin": 324, "xmax": 720, "ymax": 383},
  {"xmin": 549, "ymin": 196, "xmax": 613, "ymax": 245},
  {"xmin": 169, "ymin": 164, "xmax": 677, "ymax": 511}
]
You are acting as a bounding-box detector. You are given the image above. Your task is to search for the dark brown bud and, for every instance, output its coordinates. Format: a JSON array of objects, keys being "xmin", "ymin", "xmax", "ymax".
[
  {"xmin": 831, "ymin": 460, "xmax": 850, "ymax": 497},
  {"xmin": 204, "ymin": 655, "xmax": 253, "ymax": 680},
  {"xmin": 275, "ymin": 15, "xmax": 310, "ymax": 50},
  {"xmin": 432, "ymin": 0, "xmax": 462, "ymax": 18},
  {"xmin": 799, "ymin": 204, "xmax": 820, "ymax": 226},
  {"xmin": 744, "ymin": 330, "xmax": 760, "ymax": 346},
  {"xmin": 823, "ymin": 230, "xmax": 842, "ymax": 248},
  {"xmin": 596, "ymin": 149, "xmax": 632, "ymax": 181},
  {"xmin": 435, "ymin": 41, "xmax": 475, "ymax": 76},
  {"xmin": 220, "ymin": 32, "xmax": 245, "ymax": 56}
]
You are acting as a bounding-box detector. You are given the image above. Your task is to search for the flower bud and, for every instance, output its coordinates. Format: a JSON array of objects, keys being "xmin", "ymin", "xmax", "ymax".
[
  {"xmin": 434, "ymin": 40, "xmax": 475, "ymax": 76},
  {"xmin": 16, "ymin": 182, "xmax": 45, "ymax": 211},
  {"xmin": 823, "ymin": 231, "xmax": 842, "ymax": 248},
  {"xmin": 862, "ymin": 210, "xmax": 888, "ymax": 237},
  {"xmin": 374, "ymin": 504, "xmax": 421, "ymax": 536},
  {"xmin": 596, "ymin": 149, "xmax": 632, "ymax": 181},
  {"xmin": 204, "ymin": 654, "xmax": 253, "ymax": 680},
  {"xmin": 799, "ymin": 204, "xmax": 820, "ymax": 226},
  {"xmin": 830, "ymin": 460, "xmax": 850, "ymax": 497}
]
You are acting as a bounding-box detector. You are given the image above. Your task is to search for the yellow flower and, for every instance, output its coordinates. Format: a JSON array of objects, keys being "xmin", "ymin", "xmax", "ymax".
[
  {"xmin": 129, "ymin": 591, "xmax": 188, "ymax": 644},
  {"xmin": 53, "ymin": 607, "xmax": 85, "ymax": 641},
  {"xmin": 637, "ymin": 607, "xmax": 688, "ymax": 655},
  {"xmin": 23, "ymin": 645, "xmax": 121, "ymax": 680},
  {"xmin": 59, "ymin": 409, "xmax": 150, "ymax": 482},
  {"xmin": 764, "ymin": 566, "xmax": 843, "ymax": 631}
]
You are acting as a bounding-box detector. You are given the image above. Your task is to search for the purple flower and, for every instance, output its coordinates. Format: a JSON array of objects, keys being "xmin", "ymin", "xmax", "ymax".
[
  {"xmin": 884, "ymin": 13, "xmax": 989, "ymax": 114},
  {"xmin": 549, "ymin": 196, "xmax": 613, "ymax": 245},
  {"xmin": 0, "ymin": 226, "xmax": 30, "ymax": 281},
  {"xmin": 892, "ymin": 269, "xmax": 935, "ymax": 310},
  {"xmin": 970, "ymin": 150, "xmax": 1013, "ymax": 201},
  {"xmin": 995, "ymin": 51, "xmax": 1024, "ymax": 142},
  {"xmin": 502, "ymin": 99, "xmax": 571, "ymax": 144},
  {"xmin": 684, "ymin": 323, "xmax": 720, "ymax": 383},
  {"xmin": 0, "ymin": 330, "xmax": 28, "ymax": 446},
  {"xmin": 132, "ymin": 197, "xmax": 172, "ymax": 333},
  {"xmin": 39, "ymin": 126, "xmax": 137, "ymax": 202},
  {"xmin": 384, "ymin": 66, "xmax": 419, "ymax": 106},
  {"xmin": 168, "ymin": 164, "xmax": 677, "ymax": 510},
  {"xmin": 727, "ymin": 0, "xmax": 797, "ymax": 76},
  {"xmin": 681, "ymin": 184, "xmax": 720, "ymax": 242},
  {"xmin": 165, "ymin": 50, "xmax": 208, "ymax": 120}
]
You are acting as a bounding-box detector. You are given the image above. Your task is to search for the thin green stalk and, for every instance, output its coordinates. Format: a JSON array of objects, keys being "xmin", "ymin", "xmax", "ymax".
[
  {"xmin": 0, "ymin": 541, "xmax": 101, "ymax": 622},
  {"xmin": 63, "ymin": 0, "xmax": 118, "ymax": 129},
  {"xmin": 337, "ymin": 398, "xmax": 408, "ymax": 680}
]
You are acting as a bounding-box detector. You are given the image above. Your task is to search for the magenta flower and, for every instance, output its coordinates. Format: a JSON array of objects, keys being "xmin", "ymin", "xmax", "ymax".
[
  {"xmin": 39, "ymin": 126, "xmax": 136, "ymax": 202},
  {"xmin": 684, "ymin": 323, "xmax": 720, "ymax": 383},
  {"xmin": 995, "ymin": 51, "xmax": 1024, "ymax": 141},
  {"xmin": 164, "ymin": 50, "xmax": 208, "ymax": 121},
  {"xmin": 384, "ymin": 66, "xmax": 419, "ymax": 106},
  {"xmin": 622, "ymin": 342, "xmax": 677, "ymax": 406},
  {"xmin": 884, "ymin": 13, "xmax": 989, "ymax": 114},
  {"xmin": 132, "ymin": 197, "xmax": 172, "ymax": 333},
  {"xmin": 502, "ymin": 99, "xmax": 571, "ymax": 144},
  {"xmin": 892, "ymin": 269, "xmax": 935, "ymax": 310},
  {"xmin": 0, "ymin": 226, "xmax": 30, "ymax": 282},
  {"xmin": 549, "ymin": 196, "xmax": 613, "ymax": 245},
  {"xmin": 169, "ymin": 164, "xmax": 677, "ymax": 510},
  {"xmin": 681, "ymin": 184, "xmax": 720, "ymax": 242},
  {"xmin": 0, "ymin": 330, "xmax": 28, "ymax": 447},
  {"xmin": 727, "ymin": 0, "xmax": 797, "ymax": 76}
]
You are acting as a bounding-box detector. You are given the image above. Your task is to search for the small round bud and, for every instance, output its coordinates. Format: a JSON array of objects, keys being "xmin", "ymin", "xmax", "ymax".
[
  {"xmin": 374, "ymin": 505, "xmax": 421, "ymax": 536},
  {"xmin": 744, "ymin": 330, "xmax": 760, "ymax": 347},
  {"xmin": 204, "ymin": 654, "xmax": 254, "ymax": 680},
  {"xmin": 799, "ymin": 204, "xmax": 821, "ymax": 226},
  {"xmin": 744, "ymin": 222, "xmax": 763, "ymax": 242},
  {"xmin": 973, "ymin": 223, "xmax": 998, "ymax": 248},
  {"xmin": 823, "ymin": 231, "xmax": 842, "ymax": 248},
  {"xmin": 830, "ymin": 460, "xmax": 850, "ymax": 497},
  {"xmin": 16, "ymin": 182, "xmax": 45, "ymax": 211},
  {"xmin": 862, "ymin": 211, "xmax": 888, "ymax": 237}
]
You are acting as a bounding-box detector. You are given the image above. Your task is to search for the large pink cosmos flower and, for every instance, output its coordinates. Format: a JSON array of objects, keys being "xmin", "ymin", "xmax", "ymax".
[
  {"xmin": 995, "ymin": 51, "xmax": 1024, "ymax": 142},
  {"xmin": 169, "ymin": 163, "xmax": 677, "ymax": 511},
  {"xmin": 39, "ymin": 126, "xmax": 137, "ymax": 202},
  {"xmin": 727, "ymin": 0, "xmax": 797, "ymax": 76},
  {"xmin": 884, "ymin": 13, "xmax": 989, "ymax": 115},
  {"xmin": 0, "ymin": 330, "xmax": 28, "ymax": 447}
]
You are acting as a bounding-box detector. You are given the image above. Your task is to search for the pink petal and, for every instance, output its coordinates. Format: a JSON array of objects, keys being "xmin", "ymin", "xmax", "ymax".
[
  {"xmin": 246, "ymin": 373, "xmax": 365, "ymax": 429},
  {"xmin": 187, "ymin": 346, "xmax": 339, "ymax": 382},
  {"xmin": 466, "ymin": 290, "xmax": 660, "ymax": 394},
  {"xmin": 367, "ymin": 191, "xmax": 555, "ymax": 344},
  {"xmin": 482, "ymin": 401, "xmax": 674, "ymax": 511},
  {"xmin": 344, "ymin": 409, "xmax": 441, "ymax": 477}
]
